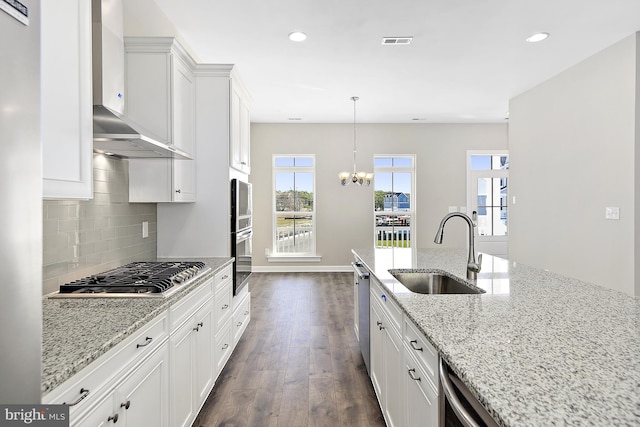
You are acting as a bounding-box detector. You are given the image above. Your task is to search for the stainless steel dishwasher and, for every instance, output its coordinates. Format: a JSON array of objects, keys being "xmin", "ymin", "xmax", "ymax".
[
  {"xmin": 352, "ymin": 261, "xmax": 371, "ymax": 374},
  {"xmin": 440, "ymin": 358, "xmax": 499, "ymax": 427}
]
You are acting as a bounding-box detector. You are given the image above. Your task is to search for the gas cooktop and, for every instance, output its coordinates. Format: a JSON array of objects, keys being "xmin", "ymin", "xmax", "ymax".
[{"xmin": 51, "ymin": 261, "xmax": 210, "ymax": 298}]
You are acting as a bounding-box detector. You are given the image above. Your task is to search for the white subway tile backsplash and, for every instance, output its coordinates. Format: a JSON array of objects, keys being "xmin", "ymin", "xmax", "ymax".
[{"xmin": 42, "ymin": 156, "xmax": 157, "ymax": 295}]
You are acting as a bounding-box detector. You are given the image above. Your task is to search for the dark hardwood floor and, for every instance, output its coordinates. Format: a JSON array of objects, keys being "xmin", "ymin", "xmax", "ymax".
[{"xmin": 193, "ymin": 272, "xmax": 385, "ymax": 427}]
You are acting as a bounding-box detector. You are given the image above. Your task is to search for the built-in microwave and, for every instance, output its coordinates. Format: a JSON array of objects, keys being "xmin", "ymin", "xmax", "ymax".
[{"xmin": 231, "ymin": 179, "xmax": 252, "ymax": 296}]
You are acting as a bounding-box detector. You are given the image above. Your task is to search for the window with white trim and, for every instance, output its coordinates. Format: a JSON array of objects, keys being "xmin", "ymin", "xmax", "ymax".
[
  {"xmin": 467, "ymin": 151, "xmax": 509, "ymax": 257},
  {"xmin": 272, "ymin": 156, "xmax": 316, "ymax": 255},
  {"xmin": 374, "ymin": 156, "xmax": 415, "ymax": 248}
]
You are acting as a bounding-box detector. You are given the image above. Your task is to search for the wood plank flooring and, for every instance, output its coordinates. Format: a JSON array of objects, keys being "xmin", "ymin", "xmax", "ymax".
[{"xmin": 193, "ymin": 272, "xmax": 385, "ymax": 427}]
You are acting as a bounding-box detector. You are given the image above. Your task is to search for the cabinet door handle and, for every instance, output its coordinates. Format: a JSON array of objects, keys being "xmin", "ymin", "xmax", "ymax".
[
  {"xmin": 377, "ymin": 321, "xmax": 385, "ymax": 331},
  {"xmin": 222, "ymin": 343, "xmax": 229, "ymax": 350},
  {"xmin": 64, "ymin": 388, "xmax": 89, "ymax": 406},
  {"xmin": 120, "ymin": 400, "xmax": 131, "ymax": 410},
  {"xmin": 244, "ymin": 310, "xmax": 249, "ymax": 315},
  {"xmin": 381, "ymin": 294, "xmax": 387, "ymax": 302},
  {"xmin": 410, "ymin": 340, "xmax": 423, "ymax": 352},
  {"xmin": 407, "ymin": 368, "xmax": 421, "ymax": 382},
  {"xmin": 222, "ymin": 274, "xmax": 229, "ymax": 279},
  {"xmin": 222, "ymin": 304, "xmax": 229, "ymax": 310},
  {"xmin": 193, "ymin": 321, "xmax": 204, "ymax": 332},
  {"xmin": 108, "ymin": 413, "xmax": 119, "ymax": 423},
  {"xmin": 237, "ymin": 321, "xmax": 243, "ymax": 327},
  {"xmin": 175, "ymin": 189, "xmax": 181, "ymax": 193},
  {"xmin": 136, "ymin": 337, "xmax": 152, "ymax": 348}
]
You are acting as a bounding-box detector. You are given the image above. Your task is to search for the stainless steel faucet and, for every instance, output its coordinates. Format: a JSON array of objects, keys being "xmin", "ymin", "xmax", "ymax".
[{"xmin": 434, "ymin": 212, "xmax": 482, "ymax": 280}]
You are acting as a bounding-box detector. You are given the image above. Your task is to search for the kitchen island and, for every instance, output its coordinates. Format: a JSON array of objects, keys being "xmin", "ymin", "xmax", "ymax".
[
  {"xmin": 353, "ymin": 248, "xmax": 640, "ymax": 426},
  {"xmin": 41, "ymin": 257, "xmax": 233, "ymax": 395}
]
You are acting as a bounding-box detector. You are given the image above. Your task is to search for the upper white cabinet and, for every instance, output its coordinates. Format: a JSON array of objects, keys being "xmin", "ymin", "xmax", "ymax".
[
  {"xmin": 230, "ymin": 79, "xmax": 251, "ymax": 174},
  {"xmin": 41, "ymin": 0, "xmax": 93, "ymax": 200},
  {"xmin": 125, "ymin": 37, "xmax": 196, "ymax": 202}
]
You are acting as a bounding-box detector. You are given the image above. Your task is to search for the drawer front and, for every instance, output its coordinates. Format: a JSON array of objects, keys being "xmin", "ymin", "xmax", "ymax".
[
  {"xmin": 215, "ymin": 318, "xmax": 233, "ymax": 375},
  {"xmin": 404, "ymin": 317, "xmax": 439, "ymax": 387},
  {"xmin": 233, "ymin": 292, "xmax": 251, "ymax": 345},
  {"xmin": 170, "ymin": 278, "xmax": 213, "ymax": 331},
  {"xmin": 43, "ymin": 312, "xmax": 168, "ymax": 417},
  {"xmin": 214, "ymin": 265, "xmax": 233, "ymax": 290},
  {"xmin": 370, "ymin": 278, "xmax": 402, "ymax": 333},
  {"xmin": 214, "ymin": 280, "xmax": 233, "ymax": 329}
]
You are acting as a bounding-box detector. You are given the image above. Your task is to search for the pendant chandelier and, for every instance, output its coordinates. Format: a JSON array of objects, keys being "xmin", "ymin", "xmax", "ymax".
[{"xmin": 338, "ymin": 96, "xmax": 374, "ymax": 186}]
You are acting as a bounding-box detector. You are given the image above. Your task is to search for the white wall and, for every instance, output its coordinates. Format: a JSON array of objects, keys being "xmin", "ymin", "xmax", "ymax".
[
  {"xmin": 509, "ymin": 33, "xmax": 639, "ymax": 295},
  {"xmin": 250, "ymin": 123, "xmax": 507, "ymax": 270}
]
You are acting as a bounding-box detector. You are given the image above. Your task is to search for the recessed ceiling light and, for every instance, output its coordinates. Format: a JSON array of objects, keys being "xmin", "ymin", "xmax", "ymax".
[
  {"xmin": 288, "ymin": 118, "xmax": 302, "ymax": 121},
  {"xmin": 526, "ymin": 32, "xmax": 549, "ymax": 43},
  {"xmin": 288, "ymin": 32, "xmax": 307, "ymax": 42}
]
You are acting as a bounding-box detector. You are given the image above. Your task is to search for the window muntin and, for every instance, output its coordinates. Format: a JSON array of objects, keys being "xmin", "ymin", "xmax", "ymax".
[
  {"xmin": 374, "ymin": 156, "xmax": 415, "ymax": 249},
  {"xmin": 273, "ymin": 156, "xmax": 315, "ymax": 255}
]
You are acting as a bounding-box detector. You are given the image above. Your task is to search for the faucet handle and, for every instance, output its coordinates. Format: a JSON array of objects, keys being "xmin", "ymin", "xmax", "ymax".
[{"xmin": 468, "ymin": 253, "xmax": 482, "ymax": 273}]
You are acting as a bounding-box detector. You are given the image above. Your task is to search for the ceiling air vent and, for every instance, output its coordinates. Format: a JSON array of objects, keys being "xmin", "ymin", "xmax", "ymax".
[{"xmin": 382, "ymin": 37, "xmax": 413, "ymax": 45}]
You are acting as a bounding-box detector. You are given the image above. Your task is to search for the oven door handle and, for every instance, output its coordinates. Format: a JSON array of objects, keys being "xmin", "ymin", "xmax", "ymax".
[{"xmin": 439, "ymin": 358, "xmax": 482, "ymax": 427}]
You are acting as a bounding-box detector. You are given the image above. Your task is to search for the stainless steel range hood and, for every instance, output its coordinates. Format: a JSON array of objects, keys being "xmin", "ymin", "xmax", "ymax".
[{"xmin": 91, "ymin": 0, "xmax": 192, "ymax": 160}]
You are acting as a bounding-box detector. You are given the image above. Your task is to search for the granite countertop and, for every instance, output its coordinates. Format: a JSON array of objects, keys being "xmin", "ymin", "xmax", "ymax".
[
  {"xmin": 352, "ymin": 248, "xmax": 640, "ymax": 427},
  {"xmin": 41, "ymin": 257, "xmax": 233, "ymax": 396}
]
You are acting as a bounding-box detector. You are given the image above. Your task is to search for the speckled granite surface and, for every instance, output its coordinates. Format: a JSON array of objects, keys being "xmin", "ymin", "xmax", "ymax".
[
  {"xmin": 42, "ymin": 257, "xmax": 233, "ymax": 395},
  {"xmin": 353, "ymin": 248, "xmax": 640, "ymax": 427}
]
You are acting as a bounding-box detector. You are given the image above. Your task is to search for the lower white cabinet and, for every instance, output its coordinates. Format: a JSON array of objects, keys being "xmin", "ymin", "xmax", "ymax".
[
  {"xmin": 367, "ymin": 272, "xmax": 441, "ymax": 427},
  {"xmin": 73, "ymin": 340, "xmax": 170, "ymax": 427},
  {"xmin": 370, "ymin": 294, "xmax": 404, "ymax": 427},
  {"xmin": 44, "ymin": 267, "xmax": 251, "ymax": 427},
  {"xmin": 404, "ymin": 349, "xmax": 439, "ymax": 427},
  {"xmin": 170, "ymin": 296, "xmax": 214, "ymax": 427}
]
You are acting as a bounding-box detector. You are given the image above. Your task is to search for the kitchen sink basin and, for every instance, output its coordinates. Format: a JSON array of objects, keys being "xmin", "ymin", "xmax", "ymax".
[{"xmin": 389, "ymin": 270, "xmax": 485, "ymax": 294}]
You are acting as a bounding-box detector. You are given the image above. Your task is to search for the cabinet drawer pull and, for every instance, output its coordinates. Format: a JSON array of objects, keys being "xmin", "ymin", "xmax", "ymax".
[
  {"xmin": 65, "ymin": 388, "xmax": 89, "ymax": 406},
  {"xmin": 244, "ymin": 310, "xmax": 249, "ymax": 315},
  {"xmin": 193, "ymin": 321, "xmax": 204, "ymax": 332},
  {"xmin": 136, "ymin": 337, "xmax": 152, "ymax": 348},
  {"xmin": 237, "ymin": 321, "xmax": 243, "ymax": 327},
  {"xmin": 376, "ymin": 321, "xmax": 385, "ymax": 331},
  {"xmin": 175, "ymin": 189, "xmax": 181, "ymax": 194},
  {"xmin": 222, "ymin": 274, "xmax": 229, "ymax": 280},
  {"xmin": 222, "ymin": 343, "xmax": 229, "ymax": 350},
  {"xmin": 120, "ymin": 400, "xmax": 130, "ymax": 410},
  {"xmin": 108, "ymin": 413, "xmax": 119, "ymax": 423},
  {"xmin": 407, "ymin": 368, "xmax": 421, "ymax": 381},
  {"xmin": 410, "ymin": 340, "xmax": 423, "ymax": 352},
  {"xmin": 221, "ymin": 304, "xmax": 229, "ymax": 310},
  {"xmin": 381, "ymin": 294, "xmax": 387, "ymax": 302}
]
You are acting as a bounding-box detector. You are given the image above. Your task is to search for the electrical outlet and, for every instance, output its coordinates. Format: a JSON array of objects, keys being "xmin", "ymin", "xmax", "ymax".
[{"xmin": 605, "ymin": 207, "xmax": 620, "ymax": 220}]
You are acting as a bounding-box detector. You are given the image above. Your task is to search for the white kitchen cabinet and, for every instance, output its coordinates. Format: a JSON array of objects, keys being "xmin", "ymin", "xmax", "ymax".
[
  {"xmin": 230, "ymin": 79, "xmax": 251, "ymax": 174},
  {"xmin": 43, "ymin": 313, "xmax": 169, "ymax": 426},
  {"xmin": 75, "ymin": 341, "xmax": 170, "ymax": 427},
  {"xmin": 125, "ymin": 37, "xmax": 196, "ymax": 203},
  {"xmin": 370, "ymin": 289, "xmax": 404, "ymax": 427},
  {"xmin": 169, "ymin": 279, "xmax": 215, "ymax": 427},
  {"xmin": 232, "ymin": 287, "xmax": 251, "ymax": 346},
  {"xmin": 404, "ymin": 348, "xmax": 439, "ymax": 427},
  {"xmin": 41, "ymin": 0, "xmax": 93, "ymax": 200}
]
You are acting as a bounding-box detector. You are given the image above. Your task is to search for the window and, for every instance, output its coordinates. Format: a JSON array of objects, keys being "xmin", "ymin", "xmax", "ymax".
[
  {"xmin": 374, "ymin": 156, "xmax": 415, "ymax": 248},
  {"xmin": 272, "ymin": 156, "xmax": 315, "ymax": 256},
  {"xmin": 467, "ymin": 151, "xmax": 508, "ymax": 257}
]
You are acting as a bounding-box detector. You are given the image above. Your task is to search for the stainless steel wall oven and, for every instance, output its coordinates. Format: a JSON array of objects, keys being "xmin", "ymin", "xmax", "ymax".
[{"xmin": 231, "ymin": 179, "xmax": 252, "ymax": 295}]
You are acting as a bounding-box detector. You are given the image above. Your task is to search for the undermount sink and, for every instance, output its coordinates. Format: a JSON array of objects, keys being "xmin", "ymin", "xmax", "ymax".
[{"xmin": 389, "ymin": 270, "xmax": 485, "ymax": 294}]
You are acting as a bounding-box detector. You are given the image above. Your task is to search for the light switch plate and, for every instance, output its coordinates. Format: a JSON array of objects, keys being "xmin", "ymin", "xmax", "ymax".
[{"xmin": 605, "ymin": 207, "xmax": 620, "ymax": 220}]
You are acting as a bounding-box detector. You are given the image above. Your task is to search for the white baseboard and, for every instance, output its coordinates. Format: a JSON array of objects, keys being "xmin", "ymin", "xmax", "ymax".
[{"xmin": 252, "ymin": 265, "xmax": 353, "ymax": 273}]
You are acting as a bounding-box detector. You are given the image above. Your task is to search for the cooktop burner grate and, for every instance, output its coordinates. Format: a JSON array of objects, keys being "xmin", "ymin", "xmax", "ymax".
[{"xmin": 58, "ymin": 261, "xmax": 206, "ymax": 294}]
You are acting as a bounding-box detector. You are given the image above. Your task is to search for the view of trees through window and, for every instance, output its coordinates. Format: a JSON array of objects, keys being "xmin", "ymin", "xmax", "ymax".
[{"xmin": 273, "ymin": 156, "xmax": 315, "ymax": 255}]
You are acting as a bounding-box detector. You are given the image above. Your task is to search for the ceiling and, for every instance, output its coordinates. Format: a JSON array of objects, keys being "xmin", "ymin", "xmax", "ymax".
[{"xmin": 152, "ymin": 0, "xmax": 640, "ymax": 123}]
